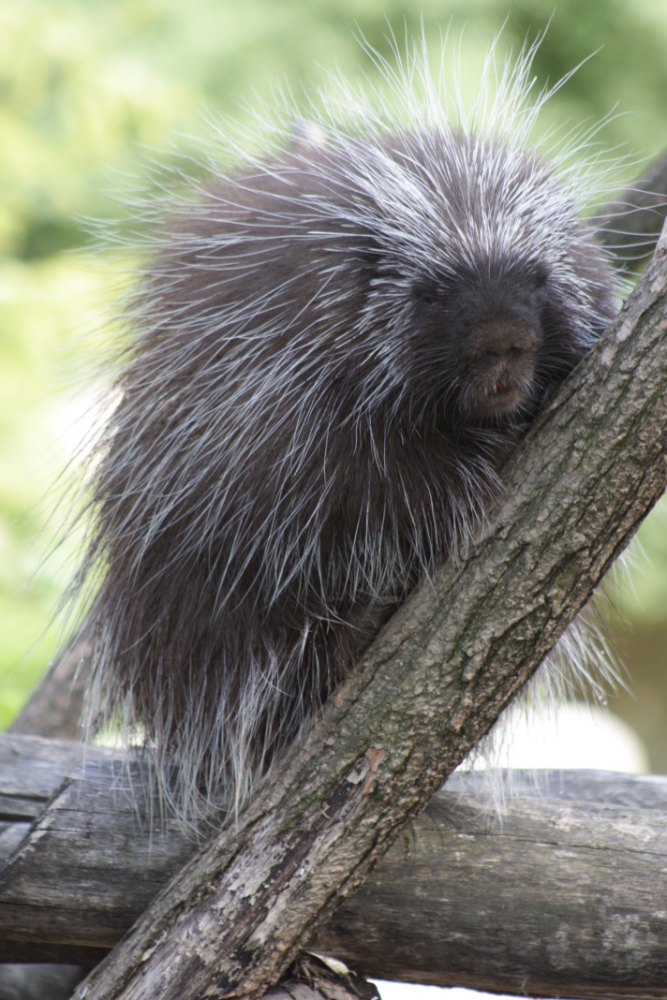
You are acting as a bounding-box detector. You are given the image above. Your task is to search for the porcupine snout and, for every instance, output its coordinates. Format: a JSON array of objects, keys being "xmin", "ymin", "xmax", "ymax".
[{"xmin": 468, "ymin": 317, "xmax": 540, "ymax": 417}]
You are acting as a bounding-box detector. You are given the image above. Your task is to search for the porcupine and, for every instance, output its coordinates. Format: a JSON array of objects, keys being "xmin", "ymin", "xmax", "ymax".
[{"xmin": 68, "ymin": 35, "xmax": 621, "ymax": 829}]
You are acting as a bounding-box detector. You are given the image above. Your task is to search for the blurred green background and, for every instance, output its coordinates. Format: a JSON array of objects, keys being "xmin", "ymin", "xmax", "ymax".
[{"xmin": 2, "ymin": 0, "xmax": 667, "ymax": 762}]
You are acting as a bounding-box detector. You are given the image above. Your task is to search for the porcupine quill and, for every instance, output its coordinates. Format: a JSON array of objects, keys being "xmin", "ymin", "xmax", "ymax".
[{"xmin": 62, "ymin": 31, "xmax": 624, "ymax": 831}]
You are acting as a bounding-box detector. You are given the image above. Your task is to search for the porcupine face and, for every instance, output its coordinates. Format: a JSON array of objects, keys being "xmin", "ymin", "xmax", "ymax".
[
  {"xmin": 337, "ymin": 129, "xmax": 618, "ymax": 434},
  {"xmin": 409, "ymin": 259, "xmax": 548, "ymax": 422},
  {"xmin": 407, "ymin": 255, "xmax": 613, "ymax": 426}
]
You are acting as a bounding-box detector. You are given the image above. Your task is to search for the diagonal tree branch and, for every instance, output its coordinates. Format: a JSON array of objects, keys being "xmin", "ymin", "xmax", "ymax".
[{"xmin": 69, "ymin": 217, "xmax": 667, "ymax": 1000}]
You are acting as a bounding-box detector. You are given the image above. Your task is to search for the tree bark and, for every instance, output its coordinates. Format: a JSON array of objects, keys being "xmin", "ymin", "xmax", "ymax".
[
  {"xmin": 2, "ymin": 735, "xmax": 667, "ymax": 998},
  {"xmin": 60, "ymin": 218, "xmax": 667, "ymax": 1000}
]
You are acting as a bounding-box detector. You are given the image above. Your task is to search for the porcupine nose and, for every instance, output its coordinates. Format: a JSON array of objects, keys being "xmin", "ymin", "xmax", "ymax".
[
  {"xmin": 476, "ymin": 318, "xmax": 539, "ymax": 366},
  {"xmin": 473, "ymin": 318, "xmax": 539, "ymax": 407}
]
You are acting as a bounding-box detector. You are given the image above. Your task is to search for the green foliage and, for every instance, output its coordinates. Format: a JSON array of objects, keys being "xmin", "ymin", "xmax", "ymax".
[
  {"xmin": 608, "ymin": 501, "xmax": 667, "ymax": 626},
  {"xmin": 2, "ymin": 0, "xmax": 667, "ymax": 725}
]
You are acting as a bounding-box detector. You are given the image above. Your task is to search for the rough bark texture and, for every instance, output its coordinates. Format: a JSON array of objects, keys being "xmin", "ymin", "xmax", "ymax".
[
  {"xmin": 321, "ymin": 769, "xmax": 667, "ymax": 999},
  {"xmin": 0, "ymin": 735, "xmax": 192, "ymax": 968},
  {"xmin": 596, "ymin": 150, "xmax": 667, "ymax": 268},
  {"xmin": 2, "ymin": 735, "xmax": 667, "ymax": 998},
  {"xmin": 60, "ymin": 220, "xmax": 667, "ymax": 1000}
]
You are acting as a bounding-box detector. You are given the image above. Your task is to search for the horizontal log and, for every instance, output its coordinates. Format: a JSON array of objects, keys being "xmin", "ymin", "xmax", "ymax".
[{"xmin": 2, "ymin": 734, "xmax": 667, "ymax": 998}]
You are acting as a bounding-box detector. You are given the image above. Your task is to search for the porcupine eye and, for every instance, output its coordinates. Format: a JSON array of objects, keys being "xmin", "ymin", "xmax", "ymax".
[{"xmin": 414, "ymin": 284, "xmax": 441, "ymax": 310}]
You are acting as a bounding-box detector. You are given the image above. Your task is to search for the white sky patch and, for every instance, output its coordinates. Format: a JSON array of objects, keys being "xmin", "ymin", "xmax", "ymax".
[
  {"xmin": 478, "ymin": 701, "xmax": 649, "ymax": 774},
  {"xmin": 374, "ymin": 980, "xmax": 542, "ymax": 1000}
]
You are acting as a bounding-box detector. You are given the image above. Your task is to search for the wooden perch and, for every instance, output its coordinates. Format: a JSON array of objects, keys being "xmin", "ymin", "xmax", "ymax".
[
  {"xmin": 2, "ymin": 734, "xmax": 667, "ymax": 999},
  {"xmin": 48, "ymin": 214, "xmax": 667, "ymax": 1000}
]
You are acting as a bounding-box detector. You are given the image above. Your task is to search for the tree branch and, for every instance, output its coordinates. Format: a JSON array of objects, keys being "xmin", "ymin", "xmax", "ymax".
[
  {"xmin": 63, "ymin": 217, "xmax": 667, "ymax": 1000},
  {"xmin": 2, "ymin": 735, "xmax": 667, "ymax": 999}
]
